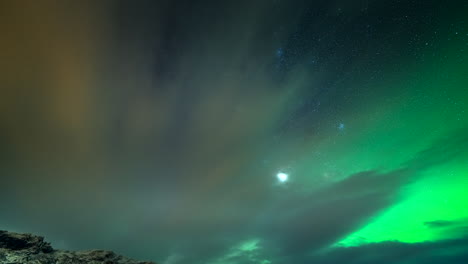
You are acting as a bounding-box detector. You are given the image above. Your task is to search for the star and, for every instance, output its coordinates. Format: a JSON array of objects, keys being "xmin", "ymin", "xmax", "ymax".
[
  {"xmin": 276, "ymin": 48, "xmax": 284, "ymax": 58},
  {"xmin": 338, "ymin": 123, "xmax": 345, "ymax": 130}
]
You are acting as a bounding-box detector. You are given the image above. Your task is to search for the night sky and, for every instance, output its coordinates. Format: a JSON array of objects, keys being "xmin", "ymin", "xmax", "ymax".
[{"xmin": 1, "ymin": 1, "xmax": 468, "ymax": 264}]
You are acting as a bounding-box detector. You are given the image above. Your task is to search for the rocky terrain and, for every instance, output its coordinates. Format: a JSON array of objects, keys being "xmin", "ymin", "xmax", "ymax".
[{"xmin": 0, "ymin": 230, "xmax": 155, "ymax": 264}]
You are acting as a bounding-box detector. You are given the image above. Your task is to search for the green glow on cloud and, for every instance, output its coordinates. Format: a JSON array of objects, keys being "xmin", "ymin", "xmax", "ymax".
[
  {"xmin": 237, "ymin": 238, "xmax": 260, "ymax": 252},
  {"xmin": 207, "ymin": 238, "xmax": 271, "ymax": 264},
  {"xmin": 332, "ymin": 40, "xmax": 468, "ymax": 247},
  {"xmin": 337, "ymin": 161, "xmax": 468, "ymax": 246}
]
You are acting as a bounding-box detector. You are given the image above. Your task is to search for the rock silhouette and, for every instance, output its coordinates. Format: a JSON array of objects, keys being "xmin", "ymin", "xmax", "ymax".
[{"xmin": 0, "ymin": 230, "xmax": 155, "ymax": 264}]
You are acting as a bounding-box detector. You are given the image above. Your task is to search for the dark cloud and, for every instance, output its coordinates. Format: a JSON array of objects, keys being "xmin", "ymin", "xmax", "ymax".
[
  {"xmin": 258, "ymin": 170, "xmax": 410, "ymax": 255},
  {"xmin": 424, "ymin": 220, "xmax": 456, "ymax": 228},
  {"xmin": 306, "ymin": 236, "xmax": 468, "ymax": 264},
  {"xmin": 404, "ymin": 128, "xmax": 468, "ymax": 171}
]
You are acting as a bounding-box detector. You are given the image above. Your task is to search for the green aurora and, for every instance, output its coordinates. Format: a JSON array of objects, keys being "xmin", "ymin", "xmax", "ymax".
[{"xmin": 206, "ymin": 20, "xmax": 468, "ymax": 264}]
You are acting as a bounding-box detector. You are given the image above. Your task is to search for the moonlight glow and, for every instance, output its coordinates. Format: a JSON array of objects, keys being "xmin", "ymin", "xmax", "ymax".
[{"xmin": 277, "ymin": 172, "xmax": 288, "ymax": 182}]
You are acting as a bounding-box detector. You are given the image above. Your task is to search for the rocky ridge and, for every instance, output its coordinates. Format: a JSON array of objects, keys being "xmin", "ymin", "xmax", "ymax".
[{"xmin": 0, "ymin": 230, "xmax": 155, "ymax": 264}]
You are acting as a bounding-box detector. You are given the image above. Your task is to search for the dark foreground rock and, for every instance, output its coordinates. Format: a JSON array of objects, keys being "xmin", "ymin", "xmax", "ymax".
[{"xmin": 0, "ymin": 230, "xmax": 155, "ymax": 264}]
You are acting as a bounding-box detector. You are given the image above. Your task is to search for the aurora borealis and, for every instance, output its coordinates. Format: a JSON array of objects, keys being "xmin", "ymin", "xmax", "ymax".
[{"xmin": 1, "ymin": 0, "xmax": 468, "ymax": 263}]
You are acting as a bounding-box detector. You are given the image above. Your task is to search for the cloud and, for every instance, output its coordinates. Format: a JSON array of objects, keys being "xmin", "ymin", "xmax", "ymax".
[
  {"xmin": 204, "ymin": 128, "xmax": 468, "ymax": 264},
  {"xmin": 307, "ymin": 236, "xmax": 468, "ymax": 264},
  {"xmin": 247, "ymin": 169, "xmax": 411, "ymax": 262},
  {"xmin": 424, "ymin": 220, "xmax": 456, "ymax": 228},
  {"xmin": 404, "ymin": 127, "xmax": 468, "ymax": 171},
  {"xmin": 163, "ymin": 253, "xmax": 184, "ymax": 264}
]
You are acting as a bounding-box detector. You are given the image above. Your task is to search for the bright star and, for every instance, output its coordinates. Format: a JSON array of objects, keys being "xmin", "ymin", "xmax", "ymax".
[
  {"xmin": 276, "ymin": 48, "xmax": 284, "ymax": 57},
  {"xmin": 277, "ymin": 172, "xmax": 288, "ymax": 182}
]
